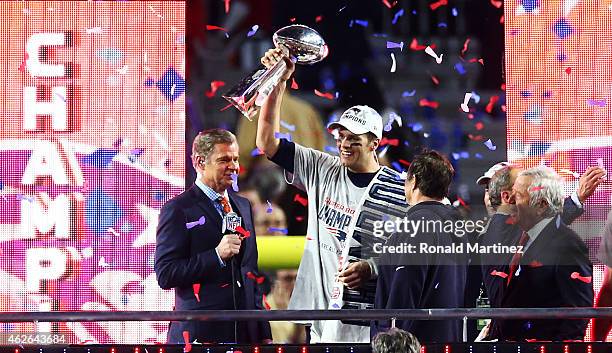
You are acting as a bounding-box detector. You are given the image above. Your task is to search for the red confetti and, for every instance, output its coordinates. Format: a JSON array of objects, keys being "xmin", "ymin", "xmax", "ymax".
[
  {"xmin": 467, "ymin": 57, "xmax": 485, "ymax": 66},
  {"xmin": 486, "ymin": 95, "xmax": 500, "ymax": 114},
  {"xmin": 529, "ymin": 186, "xmax": 545, "ymax": 192},
  {"xmin": 409, "ymin": 38, "xmax": 436, "ymax": 51},
  {"xmin": 501, "ymin": 83, "xmax": 506, "ymax": 91},
  {"xmin": 490, "ymin": 269, "xmax": 508, "ymax": 279},
  {"xmin": 315, "ymin": 15, "xmax": 323, "ymax": 22},
  {"xmin": 294, "ymin": 194, "xmax": 308, "ymax": 206},
  {"xmin": 246, "ymin": 271, "xmax": 265, "ymax": 284},
  {"xmin": 220, "ymin": 283, "xmax": 230, "ymax": 288},
  {"xmin": 505, "ymin": 216, "xmax": 517, "ymax": 225},
  {"xmin": 182, "ymin": 331, "xmax": 192, "ymax": 352},
  {"xmin": 219, "ymin": 103, "xmax": 234, "ymax": 112},
  {"xmin": 456, "ymin": 197, "xmax": 468, "ymax": 207},
  {"xmin": 382, "ymin": 0, "xmax": 398, "ymax": 8},
  {"xmin": 296, "ymin": 216, "xmax": 305, "ymax": 222},
  {"xmin": 263, "ymin": 294, "xmax": 271, "ymax": 310},
  {"xmin": 18, "ymin": 53, "xmax": 28, "ymax": 72},
  {"xmin": 461, "ymin": 38, "xmax": 471, "ymax": 56},
  {"xmin": 528, "ymin": 260, "xmax": 543, "ymax": 268},
  {"xmin": 236, "ymin": 226, "xmax": 251, "ymax": 238},
  {"xmin": 314, "ymin": 89, "xmax": 335, "ymax": 100},
  {"xmin": 399, "ymin": 159, "xmax": 411, "ymax": 166},
  {"xmin": 499, "ymin": 15, "xmax": 504, "ymax": 24},
  {"xmin": 430, "ymin": 0, "xmax": 448, "ymax": 11},
  {"xmin": 468, "ymin": 134, "xmax": 484, "ymax": 141},
  {"xmin": 430, "ymin": 75, "xmax": 440, "ymax": 85},
  {"xmin": 192, "ymin": 283, "xmax": 201, "ymax": 302},
  {"xmin": 419, "ymin": 98, "xmax": 439, "ymax": 109},
  {"xmin": 224, "ymin": 0, "xmax": 231, "ymax": 13},
  {"xmin": 205, "ymin": 80, "xmax": 226, "ymax": 98},
  {"xmin": 289, "ymin": 17, "xmax": 296, "ymax": 22},
  {"xmin": 565, "ymin": 67, "xmax": 571, "ymax": 75},
  {"xmin": 290, "ymin": 78, "xmax": 299, "ymax": 89},
  {"xmin": 570, "ymin": 272, "xmax": 592, "ymax": 283},
  {"xmin": 205, "ymin": 24, "xmax": 227, "ymax": 32},
  {"xmin": 475, "ymin": 122, "xmax": 484, "ymax": 130},
  {"xmin": 380, "ymin": 137, "xmax": 399, "ymax": 146},
  {"xmin": 490, "ymin": 0, "xmax": 502, "ymax": 8}
]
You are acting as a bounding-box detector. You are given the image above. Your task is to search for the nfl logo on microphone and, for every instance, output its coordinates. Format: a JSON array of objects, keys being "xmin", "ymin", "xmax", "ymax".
[{"xmin": 224, "ymin": 213, "xmax": 242, "ymax": 233}]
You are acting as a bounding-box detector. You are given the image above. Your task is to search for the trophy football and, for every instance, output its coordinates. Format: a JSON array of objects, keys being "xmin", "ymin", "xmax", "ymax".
[{"xmin": 222, "ymin": 24, "xmax": 328, "ymax": 120}]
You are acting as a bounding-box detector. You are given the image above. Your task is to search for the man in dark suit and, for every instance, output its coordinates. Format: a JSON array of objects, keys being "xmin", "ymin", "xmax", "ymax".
[
  {"xmin": 155, "ymin": 129, "xmax": 271, "ymax": 344},
  {"xmin": 372, "ymin": 150, "xmax": 469, "ymax": 342},
  {"xmin": 493, "ymin": 166, "xmax": 594, "ymax": 341}
]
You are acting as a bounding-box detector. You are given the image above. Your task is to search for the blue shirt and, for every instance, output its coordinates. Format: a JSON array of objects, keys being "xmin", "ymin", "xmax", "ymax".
[{"xmin": 194, "ymin": 179, "xmax": 228, "ymax": 267}]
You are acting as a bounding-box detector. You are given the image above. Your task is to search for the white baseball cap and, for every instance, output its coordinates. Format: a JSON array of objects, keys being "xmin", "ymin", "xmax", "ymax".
[
  {"xmin": 327, "ymin": 105, "xmax": 383, "ymax": 139},
  {"xmin": 476, "ymin": 161, "xmax": 512, "ymax": 185}
]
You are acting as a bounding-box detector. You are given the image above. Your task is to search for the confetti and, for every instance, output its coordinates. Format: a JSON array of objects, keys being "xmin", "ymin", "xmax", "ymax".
[
  {"xmin": 380, "ymin": 138, "xmax": 399, "ymax": 146},
  {"xmin": 452, "ymin": 7, "xmax": 458, "ymax": 16},
  {"xmin": 419, "ymin": 98, "xmax": 439, "ymax": 109},
  {"xmin": 263, "ymin": 294, "xmax": 271, "ymax": 310},
  {"xmin": 528, "ymin": 260, "xmax": 543, "ymax": 268},
  {"xmin": 314, "ymin": 89, "xmax": 335, "ymax": 100},
  {"xmin": 390, "ymin": 53, "xmax": 397, "ymax": 72},
  {"xmin": 290, "ymin": 78, "xmax": 299, "ymax": 89},
  {"xmin": 460, "ymin": 92, "xmax": 472, "ymax": 112},
  {"xmin": 315, "ymin": 15, "xmax": 323, "ymax": 22},
  {"xmin": 402, "ymin": 90, "xmax": 416, "ymax": 97},
  {"xmin": 529, "ymin": 186, "xmax": 545, "ymax": 192},
  {"xmin": 386, "ymin": 41, "xmax": 404, "ymax": 50},
  {"xmin": 274, "ymin": 132, "xmax": 292, "ymax": 141},
  {"xmin": 294, "ymin": 194, "xmax": 308, "ymax": 206},
  {"xmin": 182, "ymin": 331, "xmax": 192, "ymax": 352},
  {"xmin": 587, "ymin": 99, "xmax": 606, "ymax": 107},
  {"xmin": 409, "ymin": 38, "xmax": 432, "ymax": 51},
  {"xmin": 424, "ymin": 46, "xmax": 443, "ymax": 64},
  {"xmin": 438, "ymin": 22, "xmax": 447, "ymax": 28},
  {"xmin": 485, "ymin": 95, "xmax": 500, "ymax": 113},
  {"xmin": 430, "ymin": 75, "xmax": 440, "ymax": 85},
  {"xmin": 454, "ymin": 62, "xmax": 466, "ymax": 75},
  {"xmin": 186, "ymin": 216, "xmax": 206, "ymax": 229},
  {"xmin": 490, "ymin": 270, "xmax": 508, "ymax": 279},
  {"xmin": 280, "ymin": 120, "xmax": 296, "ymax": 131},
  {"xmin": 382, "ymin": 0, "xmax": 397, "ymax": 8},
  {"xmin": 192, "ymin": 283, "xmax": 201, "ymax": 302},
  {"xmin": 570, "ymin": 272, "xmax": 592, "ymax": 283},
  {"xmin": 268, "ymin": 227, "xmax": 289, "ymax": 235},
  {"xmin": 106, "ymin": 227, "xmax": 120, "ymax": 237},
  {"xmin": 251, "ymin": 147, "xmax": 264, "ymax": 157},
  {"xmin": 430, "ymin": 0, "xmax": 448, "ymax": 11},
  {"xmin": 351, "ymin": 19, "xmax": 369, "ymax": 27},
  {"xmin": 565, "ymin": 67, "xmax": 571, "ymax": 75},
  {"xmin": 483, "ymin": 139, "xmax": 497, "ymax": 151},
  {"xmin": 461, "ymin": 38, "xmax": 471, "ymax": 56},
  {"xmin": 224, "ymin": 0, "xmax": 230, "ymax": 13},
  {"xmin": 230, "ymin": 173, "xmax": 239, "ymax": 192},
  {"xmin": 392, "ymin": 9, "xmax": 404, "ymax": 24},
  {"xmin": 236, "ymin": 226, "xmax": 251, "ymax": 239},
  {"xmin": 266, "ymin": 200, "xmax": 273, "ymax": 213},
  {"xmin": 205, "ymin": 25, "xmax": 230, "ymax": 38},
  {"xmin": 247, "ymin": 25, "xmax": 259, "ymax": 37},
  {"xmin": 490, "ymin": 0, "xmax": 502, "ymax": 8},
  {"xmin": 205, "ymin": 80, "xmax": 226, "ymax": 97},
  {"xmin": 16, "ymin": 194, "xmax": 34, "ymax": 203}
]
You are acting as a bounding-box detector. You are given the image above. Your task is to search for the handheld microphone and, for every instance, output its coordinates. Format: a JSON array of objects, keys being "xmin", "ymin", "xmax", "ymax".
[{"xmin": 222, "ymin": 212, "xmax": 242, "ymax": 234}]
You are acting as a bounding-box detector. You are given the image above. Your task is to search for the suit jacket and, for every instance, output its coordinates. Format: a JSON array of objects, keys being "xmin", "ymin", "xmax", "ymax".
[
  {"xmin": 372, "ymin": 202, "xmax": 469, "ymax": 342},
  {"xmin": 492, "ymin": 219, "xmax": 593, "ymax": 341},
  {"xmin": 154, "ymin": 184, "xmax": 271, "ymax": 344},
  {"xmin": 480, "ymin": 197, "xmax": 584, "ymax": 310}
]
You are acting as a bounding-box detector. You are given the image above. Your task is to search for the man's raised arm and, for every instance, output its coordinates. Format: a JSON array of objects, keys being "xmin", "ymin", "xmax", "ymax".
[{"xmin": 256, "ymin": 48, "xmax": 295, "ymax": 158}]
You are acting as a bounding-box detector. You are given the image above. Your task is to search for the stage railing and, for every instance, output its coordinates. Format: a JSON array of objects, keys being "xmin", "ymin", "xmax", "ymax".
[{"xmin": 0, "ymin": 307, "xmax": 609, "ymax": 322}]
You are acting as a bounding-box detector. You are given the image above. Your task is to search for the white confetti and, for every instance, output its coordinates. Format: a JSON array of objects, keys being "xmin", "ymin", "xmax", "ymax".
[
  {"xmin": 425, "ymin": 46, "xmax": 443, "ymax": 64},
  {"xmin": 460, "ymin": 92, "xmax": 472, "ymax": 112},
  {"xmin": 390, "ymin": 53, "xmax": 396, "ymax": 72}
]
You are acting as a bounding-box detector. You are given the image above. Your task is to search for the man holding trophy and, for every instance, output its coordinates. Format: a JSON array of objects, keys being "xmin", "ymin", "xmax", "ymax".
[{"xmin": 223, "ymin": 25, "xmax": 408, "ymax": 343}]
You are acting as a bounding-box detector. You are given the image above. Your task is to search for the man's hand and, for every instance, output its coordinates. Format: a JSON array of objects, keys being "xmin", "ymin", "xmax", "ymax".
[
  {"xmin": 216, "ymin": 234, "xmax": 242, "ymax": 261},
  {"xmin": 261, "ymin": 48, "xmax": 295, "ymax": 82},
  {"xmin": 577, "ymin": 166, "xmax": 606, "ymax": 203},
  {"xmin": 338, "ymin": 261, "xmax": 371, "ymax": 289}
]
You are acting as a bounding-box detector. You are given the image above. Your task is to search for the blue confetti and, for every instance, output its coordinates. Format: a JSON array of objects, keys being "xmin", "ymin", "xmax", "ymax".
[
  {"xmin": 391, "ymin": 161, "xmax": 402, "ymax": 172},
  {"xmin": 266, "ymin": 200, "xmax": 273, "ymax": 213},
  {"xmin": 438, "ymin": 22, "xmax": 447, "ymax": 28},
  {"xmin": 82, "ymin": 148, "xmax": 118, "ymax": 168},
  {"xmin": 324, "ymin": 146, "xmax": 338, "ymax": 154},
  {"xmin": 411, "ymin": 123, "xmax": 423, "ymax": 132},
  {"xmin": 475, "ymin": 153, "xmax": 483, "ymax": 159},
  {"xmin": 553, "ymin": 18, "xmax": 573, "ymax": 39},
  {"xmin": 268, "ymin": 227, "xmax": 288, "ymax": 235},
  {"xmin": 521, "ymin": 0, "xmax": 539, "ymax": 13},
  {"xmin": 402, "ymin": 90, "xmax": 416, "ymax": 97},
  {"xmin": 251, "ymin": 147, "xmax": 264, "ymax": 157},
  {"xmin": 247, "ymin": 25, "xmax": 259, "ymax": 37},
  {"xmin": 454, "ymin": 62, "xmax": 466, "ymax": 75},
  {"xmin": 392, "ymin": 9, "xmax": 405, "ymax": 24},
  {"xmin": 156, "ymin": 68, "xmax": 185, "ymax": 101},
  {"xmin": 280, "ymin": 120, "xmax": 296, "ymax": 131},
  {"xmin": 96, "ymin": 48, "xmax": 124, "ymax": 64},
  {"xmin": 332, "ymin": 303, "xmax": 341, "ymax": 309},
  {"xmin": 386, "ymin": 41, "xmax": 404, "ymax": 51},
  {"xmin": 274, "ymin": 132, "xmax": 292, "ymax": 141},
  {"xmin": 231, "ymin": 174, "xmax": 239, "ymax": 192},
  {"xmin": 350, "ymin": 19, "xmax": 369, "ymax": 27},
  {"xmin": 484, "ymin": 139, "xmax": 497, "ymax": 151},
  {"xmin": 452, "ymin": 153, "xmax": 460, "ymax": 160},
  {"xmin": 412, "ymin": 10, "xmax": 417, "ymax": 15},
  {"xmin": 452, "ymin": 7, "xmax": 458, "ymax": 16},
  {"xmin": 460, "ymin": 151, "xmax": 469, "ymax": 159},
  {"xmin": 362, "ymin": 77, "xmax": 368, "ymax": 83},
  {"xmin": 471, "ymin": 91, "xmax": 481, "ymax": 104}
]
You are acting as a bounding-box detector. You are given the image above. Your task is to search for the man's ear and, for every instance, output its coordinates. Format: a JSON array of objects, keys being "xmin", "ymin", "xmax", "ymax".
[
  {"xmin": 370, "ymin": 138, "xmax": 380, "ymax": 151},
  {"xmin": 501, "ymin": 190, "xmax": 511, "ymax": 203}
]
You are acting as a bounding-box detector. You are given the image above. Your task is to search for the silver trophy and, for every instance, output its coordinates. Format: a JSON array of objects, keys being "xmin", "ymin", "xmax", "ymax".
[{"xmin": 222, "ymin": 24, "xmax": 328, "ymax": 120}]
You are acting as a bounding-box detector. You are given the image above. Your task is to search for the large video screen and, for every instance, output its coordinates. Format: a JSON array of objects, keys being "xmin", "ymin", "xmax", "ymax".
[
  {"xmin": 505, "ymin": 0, "xmax": 611, "ymax": 340},
  {"xmin": 0, "ymin": 1, "xmax": 185, "ymax": 343}
]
